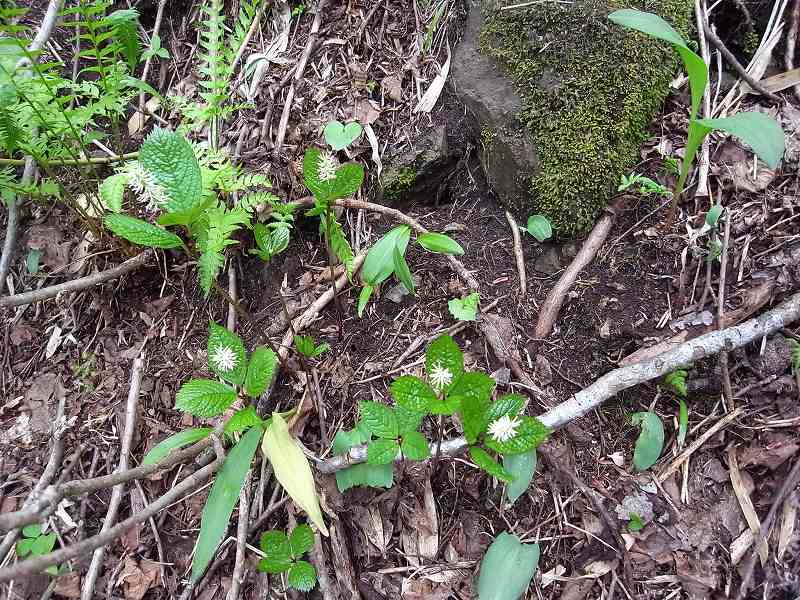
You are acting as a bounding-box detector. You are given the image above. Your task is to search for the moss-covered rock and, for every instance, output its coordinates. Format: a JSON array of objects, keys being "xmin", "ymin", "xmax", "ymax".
[{"xmin": 452, "ymin": 0, "xmax": 692, "ymax": 234}]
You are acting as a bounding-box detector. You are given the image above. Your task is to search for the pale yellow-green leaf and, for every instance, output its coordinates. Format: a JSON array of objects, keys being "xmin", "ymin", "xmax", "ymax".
[{"xmin": 261, "ymin": 414, "xmax": 329, "ymax": 536}]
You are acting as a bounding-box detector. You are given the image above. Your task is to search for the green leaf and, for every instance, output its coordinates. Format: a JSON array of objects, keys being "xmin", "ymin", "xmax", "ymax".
[
  {"xmin": 485, "ymin": 416, "xmax": 550, "ymax": 455},
  {"xmin": 258, "ymin": 530, "xmax": 292, "ymax": 573},
  {"xmin": 225, "ymin": 406, "xmax": 263, "ymax": 435},
  {"xmin": 452, "ymin": 372, "xmax": 496, "ymax": 443},
  {"xmin": 22, "ymin": 524, "xmax": 42, "ymax": 539},
  {"xmin": 367, "ymin": 438, "xmax": 401, "ymax": 465},
  {"xmin": 425, "ymin": 335, "xmax": 464, "ymax": 391},
  {"xmin": 288, "ymin": 560, "xmax": 317, "ymax": 592},
  {"xmin": 293, "ymin": 335, "xmax": 328, "ymax": 358},
  {"xmin": 26, "ymin": 249, "xmax": 41, "ymax": 274},
  {"xmin": 664, "ymin": 369, "xmax": 688, "ymax": 397},
  {"xmin": 628, "ymin": 513, "xmax": 646, "ymax": 532},
  {"xmin": 16, "ymin": 537, "xmax": 34, "ymax": 557},
  {"xmin": 100, "ymin": 173, "xmax": 126, "ymax": 212},
  {"xmin": 332, "ymin": 428, "xmax": 394, "ymax": 492},
  {"xmin": 416, "ymin": 232, "xmax": 464, "ymax": 255},
  {"xmin": 361, "ymin": 225, "xmax": 412, "ymax": 286},
  {"xmin": 31, "ymin": 533, "xmax": 56, "ymax": 556},
  {"xmin": 477, "ymin": 532, "xmax": 540, "ymax": 600},
  {"xmin": 324, "ymin": 120, "xmax": 362, "ymax": 150},
  {"xmin": 330, "ymin": 163, "xmax": 365, "ymax": 200},
  {"xmin": 448, "ymin": 292, "xmax": 479, "ymax": 321},
  {"xmin": 358, "ymin": 284, "xmax": 374, "ymax": 317},
  {"xmin": 207, "ymin": 321, "xmax": 247, "ymax": 386},
  {"xmin": 504, "ymin": 450, "xmax": 536, "ymax": 505},
  {"xmin": 191, "ymin": 425, "xmax": 261, "ymax": 581},
  {"xmin": 486, "ymin": 394, "xmax": 525, "ymax": 422},
  {"xmin": 396, "ymin": 405, "xmax": 425, "ymax": 434},
  {"xmin": 104, "ymin": 214, "xmax": 183, "ymax": 249},
  {"xmin": 631, "ymin": 412, "xmax": 665, "ymax": 471},
  {"xmin": 139, "ymin": 127, "xmax": 203, "ymax": 213},
  {"xmin": 698, "ymin": 112, "xmax": 785, "ymax": 169},
  {"xmin": 608, "ymin": 9, "xmax": 688, "ymax": 48},
  {"xmin": 401, "ymin": 431, "xmax": 430, "ymax": 461},
  {"xmin": 705, "ymin": 204, "xmax": 723, "ymax": 228},
  {"xmin": 359, "ymin": 401, "xmax": 398, "ymax": 439},
  {"xmin": 393, "ymin": 245, "xmax": 415, "ymax": 295},
  {"xmin": 244, "ymin": 346, "xmax": 277, "ymax": 398},
  {"xmin": 428, "ymin": 396, "xmax": 461, "ymax": 416},
  {"xmin": 677, "ymin": 399, "xmax": 688, "ymax": 448},
  {"xmin": 175, "ymin": 379, "xmax": 237, "ymax": 418},
  {"xmin": 261, "ymin": 414, "xmax": 329, "ymax": 535},
  {"xmin": 525, "ymin": 215, "xmax": 552, "ymax": 242},
  {"xmin": 289, "ymin": 524, "xmax": 315, "ymax": 557},
  {"xmin": 143, "ymin": 427, "xmax": 213, "ymax": 465},
  {"xmin": 390, "ymin": 376, "xmax": 436, "ymax": 413},
  {"xmin": 469, "ymin": 446, "xmax": 514, "ymax": 483}
]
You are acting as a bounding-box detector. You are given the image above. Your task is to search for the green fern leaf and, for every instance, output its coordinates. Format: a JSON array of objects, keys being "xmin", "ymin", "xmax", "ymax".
[{"xmin": 198, "ymin": 249, "xmax": 225, "ymax": 296}]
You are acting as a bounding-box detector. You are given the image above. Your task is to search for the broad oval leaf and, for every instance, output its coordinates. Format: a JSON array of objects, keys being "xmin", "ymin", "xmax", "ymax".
[
  {"xmin": 361, "ymin": 225, "xmax": 412, "ymax": 285},
  {"xmin": 504, "ymin": 450, "xmax": 536, "ymax": 505},
  {"xmin": 416, "ymin": 232, "xmax": 464, "ymax": 255},
  {"xmin": 143, "ymin": 427, "xmax": 212, "ymax": 465},
  {"xmin": 359, "ymin": 400, "xmax": 398, "ymax": 439},
  {"xmin": 478, "ymin": 532, "xmax": 540, "ymax": 600},
  {"xmin": 244, "ymin": 346, "xmax": 277, "ymax": 398},
  {"xmin": 698, "ymin": 112, "xmax": 786, "ymax": 169},
  {"xmin": 139, "ymin": 127, "xmax": 202, "ymax": 213},
  {"xmin": 390, "ymin": 375, "xmax": 436, "ymax": 413},
  {"xmin": 175, "ymin": 379, "xmax": 237, "ymax": 417},
  {"xmin": 104, "ymin": 213, "xmax": 183, "ymax": 249},
  {"xmin": 631, "ymin": 411, "xmax": 665, "ymax": 471},
  {"xmin": 525, "ymin": 215, "xmax": 552, "ymax": 242},
  {"xmin": 261, "ymin": 414, "xmax": 329, "ymax": 535},
  {"xmin": 207, "ymin": 321, "xmax": 247, "ymax": 386},
  {"xmin": 425, "ymin": 334, "xmax": 464, "ymax": 390},
  {"xmin": 191, "ymin": 425, "xmax": 262, "ymax": 582},
  {"xmin": 324, "ymin": 120, "xmax": 362, "ymax": 151}
]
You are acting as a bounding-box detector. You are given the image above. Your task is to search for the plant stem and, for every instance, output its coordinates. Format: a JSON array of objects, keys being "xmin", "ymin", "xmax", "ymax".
[{"xmin": 323, "ymin": 205, "xmax": 345, "ymax": 340}]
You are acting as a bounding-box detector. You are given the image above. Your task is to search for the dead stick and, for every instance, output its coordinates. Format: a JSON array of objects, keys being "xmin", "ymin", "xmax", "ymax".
[
  {"xmin": 787, "ymin": 0, "xmax": 800, "ymax": 102},
  {"xmin": 225, "ymin": 471, "xmax": 252, "ymax": 600},
  {"xmin": 505, "ymin": 211, "xmax": 526, "ymax": 298},
  {"xmin": 317, "ymin": 291, "xmax": 800, "ymax": 473},
  {"xmin": 534, "ymin": 197, "xmax": 626, "ymax": 340},
  {"xmin": 717, "ymin": 211, "xmax": 734, "ymax": 410},
  {"xmin": 0, "ymin": 437, "xmax": 225, "ymax": 583},
  {"xmin": 0, "ymin": 251, "xmax": 153, "ymax": 308},
  {"xmin": 80, "ymin": 356, "xmax": 144, "ymax": 600}
]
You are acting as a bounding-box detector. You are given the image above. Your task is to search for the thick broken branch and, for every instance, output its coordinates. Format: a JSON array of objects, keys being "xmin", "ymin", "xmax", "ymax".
[{"xmin": 316, "ymin": 290, "xmax": 800, "ymax": 473}]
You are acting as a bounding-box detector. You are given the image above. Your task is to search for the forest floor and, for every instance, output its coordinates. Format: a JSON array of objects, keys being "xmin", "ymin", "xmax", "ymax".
[{"xmin": 1, "ymin": 1, "xmax": 800, "ymax": 599}]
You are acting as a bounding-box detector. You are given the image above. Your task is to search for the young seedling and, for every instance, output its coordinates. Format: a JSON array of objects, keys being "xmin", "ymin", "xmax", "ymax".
[
  {"xmin": 257, "ymin": 524, "xmax": 317, "ymax": 592},
  {"xmin": 609, "ymin": 9, "xmax": 785, "ymax": 227},
  {"xmin": 664, "ymin": 369, "xmax": 689, "ymax": 448},
  {"xmin": 618, "ymin": 172, "xmax": 671, "ymax": 199},
  {"xmin": 524, "ymin": 214, "xmax": 553, "ymax": 242},
  {"xmin": 16, "ymin": 523, "xmax": 58, "ymax": 575},
  {"xmin": 448, "ymin": 292, "xmax": 480, "ymax": 321}
]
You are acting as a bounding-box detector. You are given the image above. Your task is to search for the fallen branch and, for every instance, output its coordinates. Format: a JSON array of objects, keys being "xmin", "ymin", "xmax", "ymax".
[
  {"xmin": 0, "ymin": 250, "xmax": 153, "ymax": 308},
  {"xmin": 787, "ymin": 0, "xmax": 800, "ymax": 102},
  {"xmin": 505, "ymin": 211, "xmax": 526, "ymax": 298},
  {"xmin": 0, "ymin": 153, "xmax": 137, "ymax": 167},
  {"xmin": 0, "ymin": 436, "xmax": 225, "ymax": 583},
  {"xmin": 316, "ymin": 290, "xmax": 800, "ymax": 473},
  {"xmin": 534, "ymin": 197, "xmax": 626, "ymax": 340},
  {"xmin": 81, "ymin": 357, "xmax": 144, "ymax": 600}
]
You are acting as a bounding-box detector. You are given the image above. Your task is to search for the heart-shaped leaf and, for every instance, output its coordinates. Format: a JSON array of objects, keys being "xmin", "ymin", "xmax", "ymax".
[
  {"xmin": 324, "ymin": 120, "xmax": 363, "ymax": 150},
  {"xmin": 477, "ymin": 532, "xmax": 540, "ymax": 600}
]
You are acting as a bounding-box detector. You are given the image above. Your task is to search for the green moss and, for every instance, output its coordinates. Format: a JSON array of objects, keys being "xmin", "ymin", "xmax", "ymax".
[
  {"xmin": 480, "ymin": 0, "xmax": 692, "ymax": 234},
  {"xmin": 383, "ymin": 167, "xmax": 418, "ymax": 202},
  {"xmin": 481, "ymin": 126, "xmax": 497, "ymax": 150}
]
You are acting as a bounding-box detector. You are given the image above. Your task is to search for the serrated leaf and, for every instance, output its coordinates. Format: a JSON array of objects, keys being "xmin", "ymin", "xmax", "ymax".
[
  {"xmin": 359, "ymin": 401, "xmax": 398, "ymax": 439},
  {"xmin": 207, "ymin": 321, "xmax": 247, "ymax": 386},
  {"xmin": 469, "ymin": 446, "xmax": 514, "ymax": 483},
  {"xmin": 330, "ymin": 163, "xmax": 365, "ymax": 200},
  {"xmin": 191, "ymin": 425, "xmax": 261, "ymax": 581},
  {"xmin": 477, "ymin": 532, "xmax": 539, "ymax": 600},
  {"xmin": 401, "ymin": 431, "xmax": 430, "ymax": 461},
  {"xmin": 224, "ymin": 406, "xmax": 263, "ymax": 435},
  {"xmin": 425, "ymin": 335, "xmax": 464, "ymax": 391},
  {"xmin": 361, "ymin": 226, "xmax": 412, "ymax": 286},
  {"xmin": 525, "ymin": 215, "xmax": 552, "ymax": 242},
  {"xmin": 392, "ymin": 245, "xmax": 415, "ymax": 294},
  {"xmin": 367, "ymin": 438, "xmax": 401, "ymax": 465},
  {"xmin": 396, "ymin": 405, "xmax": 425, "ymax": 434},
  {"xmin": 448, "ymin": 292, "xmax": 479, "ymax": 321},
  {"xmin": 100, "ymin": 173, "xmax": 126, "ymax": 212},
  {"xmin": 258, "ymin": 530, "xmax": 292, "ymax": 573},
  {"xmin": 175, "ymin": 379, "xmax": 237, "ymax": 417},
  {"xmin": 416, "ymin": 232, "xmax": 464, "ymax": 255},
  {"xmin": 332, "ymin": 428, "xmax": 393, "ymax": 492},
  {"xmin": 428, "ymin": 396, "xmax": 461, "ymax": 415},
  {"xmin": 504, "ymin": 450, "xmax": 536, "ymax": 505},
  {"xmin": 288, "ymin": 560, "xmax": 317, "ymax": 592},
  {"xmin": 289, "ymin": 524, "xmax": 315, "ymax": 557},
  {"xmin": 485, "ymin": 416, "xmax": 549, "ymax": 455},
  {"xmin": 139, "ymin": 127, "xmax": 203, "ymax": 213},
  {"xmin": 324, "ymin": 120, "xmax": 362, "ymax": 150},
  {"xmin": 390, "ymin": 376, "xmax": 436, "ymax": 413},
  {"xmin": 244, "ymin": 346, "xmax": 277, "ymax": 398},
  {"xmin": 486, "ymin": 394, "xmax": 525, "ymax": 422},
  {"xmin": 143, "ymin": 427, "xmax": 212, "ymax": 465},
  {"xmin": 198, "ymin": 250, "xmax": 224, "ymax": 297},
  {"xmin": 261, "ymin": 414, "xmax": 328, "ymax": 535},
  {"xmin": 104, "ymin": 213, "xmax": 183, "ymax": 249},
  {"xmin": 698, "ymin": 112, "xmax": 785, "ymax": 169},
  {"xmin": 631, "ymin": 411, "xmax": 665, "ymax": 471},
  {"xmin": 452, "ymin": 372, "xmax": 496, "ymax": 443}
]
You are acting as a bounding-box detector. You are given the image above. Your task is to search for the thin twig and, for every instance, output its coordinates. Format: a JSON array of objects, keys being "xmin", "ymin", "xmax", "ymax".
[
  {"xmin": 81, "ymin": 356, "xmax": 144, "ymax": 600},
  {"xmin": 0, "ymin": 251, "xmax": 153, "ymax": 308},
  {"xmin": 787, "ymin": 0, "xmax": 800, "ymax": 101},
  {"xmin": 0, "ymin": 436, "xmax": 226, "ymax": 583},
  {"xmin": 225, "ymin": 471, "xmax": 252, "ymax": 600},
  {"xmin": 717, "ymin": 210, "xmax": 734, "ymax": 410},
  {"xmin": 137, "ymin": 0, "xmax": 167, "ymax": 112},
  {"xmin": 227, "ymin": 261, "xmax": 238, "ymax": 332},
  {"xmin": 505, "ymin": 211, "xmax": 526, "ymax": 298}
]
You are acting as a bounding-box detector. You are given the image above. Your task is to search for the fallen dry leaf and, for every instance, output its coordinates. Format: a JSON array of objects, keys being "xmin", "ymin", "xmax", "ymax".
[
  {"xmin": 54, "ymin": 572, "xmax": 81, "ymax": 598},
  {"xmin": 381, "ymin": 74, "xmax": 403, "ymax": 101},
  {"xmin": 117, "ymin": 557, "xmax": 160, "ymax": 600},
  {"xmin": 401, "ymin": 478, "xmax": 439, "ymax": 565}
]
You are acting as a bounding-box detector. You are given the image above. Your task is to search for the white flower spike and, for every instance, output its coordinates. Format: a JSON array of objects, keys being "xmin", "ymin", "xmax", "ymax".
[
  {"xmin": 318, "ymin": 153, "xmax": 337, "ymax": 181},
  {"xmin": 429, "ymin": 363, "xmax": 453, "ymax": 390},
  {"xmin": 119, "ymin": 161, "xmax": 169, "ymax": 212},
  {"xmin": 488, "ymin": 414, "xmax": 520, "ymax": 443},
  {"xmin": 210, "ymin": 345, "xmax": 238, "ymax": 372}
]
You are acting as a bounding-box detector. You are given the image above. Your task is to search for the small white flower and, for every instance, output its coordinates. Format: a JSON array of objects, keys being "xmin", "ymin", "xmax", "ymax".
[
  {"xmin": 488, "ymin": 414, "xmax": 520, "ymax": 443},
  {"xmin": 119, "ymin": 161, "xmax": 169, "ymax": 212},
  {"xmin": 429, "ymin": 363, "xmax": 453, "ymax": 390},
  {"xmin": 210, "ymin": 345, "xmax": 238, "ymax": 372},
  {"xmin": 318, "ymin": 153, "xmax": 337, "ymax": 181}
]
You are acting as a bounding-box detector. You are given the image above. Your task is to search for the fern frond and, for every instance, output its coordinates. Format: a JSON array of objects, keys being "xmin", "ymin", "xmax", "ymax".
[
  {"xmin": 0, "ymin": 103, "xmax": 24, "ymax": 154},
  {"xmin": 198, "ymin": 249, "xmax": 225, "ymax": 295},
  {"xmin": 106, "ymin": 9, "xmax": 141, "ymax": 71},
  {"xmin": 238, "ymin": 191, "xmax": 279, "ymax": 213},
  {"xmin": 228, "ymin": 0, "xmax": 262, "ymax": 68}
]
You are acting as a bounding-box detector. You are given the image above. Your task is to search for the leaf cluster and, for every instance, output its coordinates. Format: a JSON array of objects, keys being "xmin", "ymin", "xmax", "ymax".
[{"xmin": 258, "ymin": 524, "xmax": 318, "ymax": 592}]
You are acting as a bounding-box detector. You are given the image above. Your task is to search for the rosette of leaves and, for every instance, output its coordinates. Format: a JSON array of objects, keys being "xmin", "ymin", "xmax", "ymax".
[
  {"xmin": 257, "ymin": 524, "xmax": 318, "ymax": 592},
  {"xmin": 357, "ymin": 225, "xmax": 465, "ymax": 316},
  {"xmin": 359, "ymin": 400, "xmax": 430, "ymax": 464}
]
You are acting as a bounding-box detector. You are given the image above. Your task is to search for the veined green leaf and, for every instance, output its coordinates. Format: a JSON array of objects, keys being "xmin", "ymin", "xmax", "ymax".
[
  {"xmin": 224, "ymin": 406, "xmax": 264, "ymax": 435},
  {"xmin": 367, "ymin": 438, "xmax": 401, "ymax": 464},
  {"xmin": 425, "ymin": 334, "xmax": 464, "ymax": 391},
  {"xmin": 139, "ymin": 127, "xmax": 203, "ymax": 213},
  {"xmin": 288, "ymin": 560, "xmax": 317, "ymax": 592},
  {"xmin": 143, "ymin": 427, "xmax": 213, "ymax": 465},
  {"xmin": 289, "ymin": 524, "xmax": 315, "ymax": 557},
  {"xmin": 477, "ymin": 532, "xmax": 540, "ymax": 600},
  {"xmin": 361, "ymin": 225, "xmax": 412, "ymax": 285},
  {"xmin": 332, "ymin": 428, "xmax": 393, "ymax": 492},
  {"xmin": 677, "ymin": 399, "xmax": 688, "ymax": 448},
  {"xmin": 698, "ymin": 112, "xmax": 785, "ymax": 169},
  {"xmin": 525, "ymin": 215, "xmax": 552, "ymax": 242},
  {"xmin": 175, "ymin": 379, "xmax": 237, "ymax": 417},
  {"xmin": 485, "ymin": 416, "xmax": 549, "ymax": 455},
  {"xmin": 191, "ymin": 425, "xmax": 261, "ymax": 581},
  {"xmin": 607, "ymin": 9, "xmax": 688, "ymax": 48},
  {"xmin": 99, "ymin": 173, "xmax": 126, "ymax": 212},
  {"xmin": 416, "ymin": 232, "xmax": 464, "ymax": 255},
  {"xmin": 359, "ymin": 401, "xmax": 398, "ymax": 439},
  {"xmin": 244, "ymin": 346, "xmax": 277, "ymax": 398},
  {"xmin": 357, "ymin": 284, "xmax": 373, "ymax": 317},
  {"xmin": 104, "ymin": 214, "xmax": 183, "ymax": 249},
  {"xmin": 631, "ymin": 411, "xmax": 665, "ymax": 471},
  {"xmin": 400, "ymin": 431, "xmax": 430, "ymax": 461},
  {"xmin": 469, "ymin": 446, "xmax": 513, "ymax": 483},
  {"xmin": 258, "ymin": 530, "xmax": 292, "ymax": 573},
  {"xmin": 390, "ymin": 375, "xmax": 436, "ymax": 413}
]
